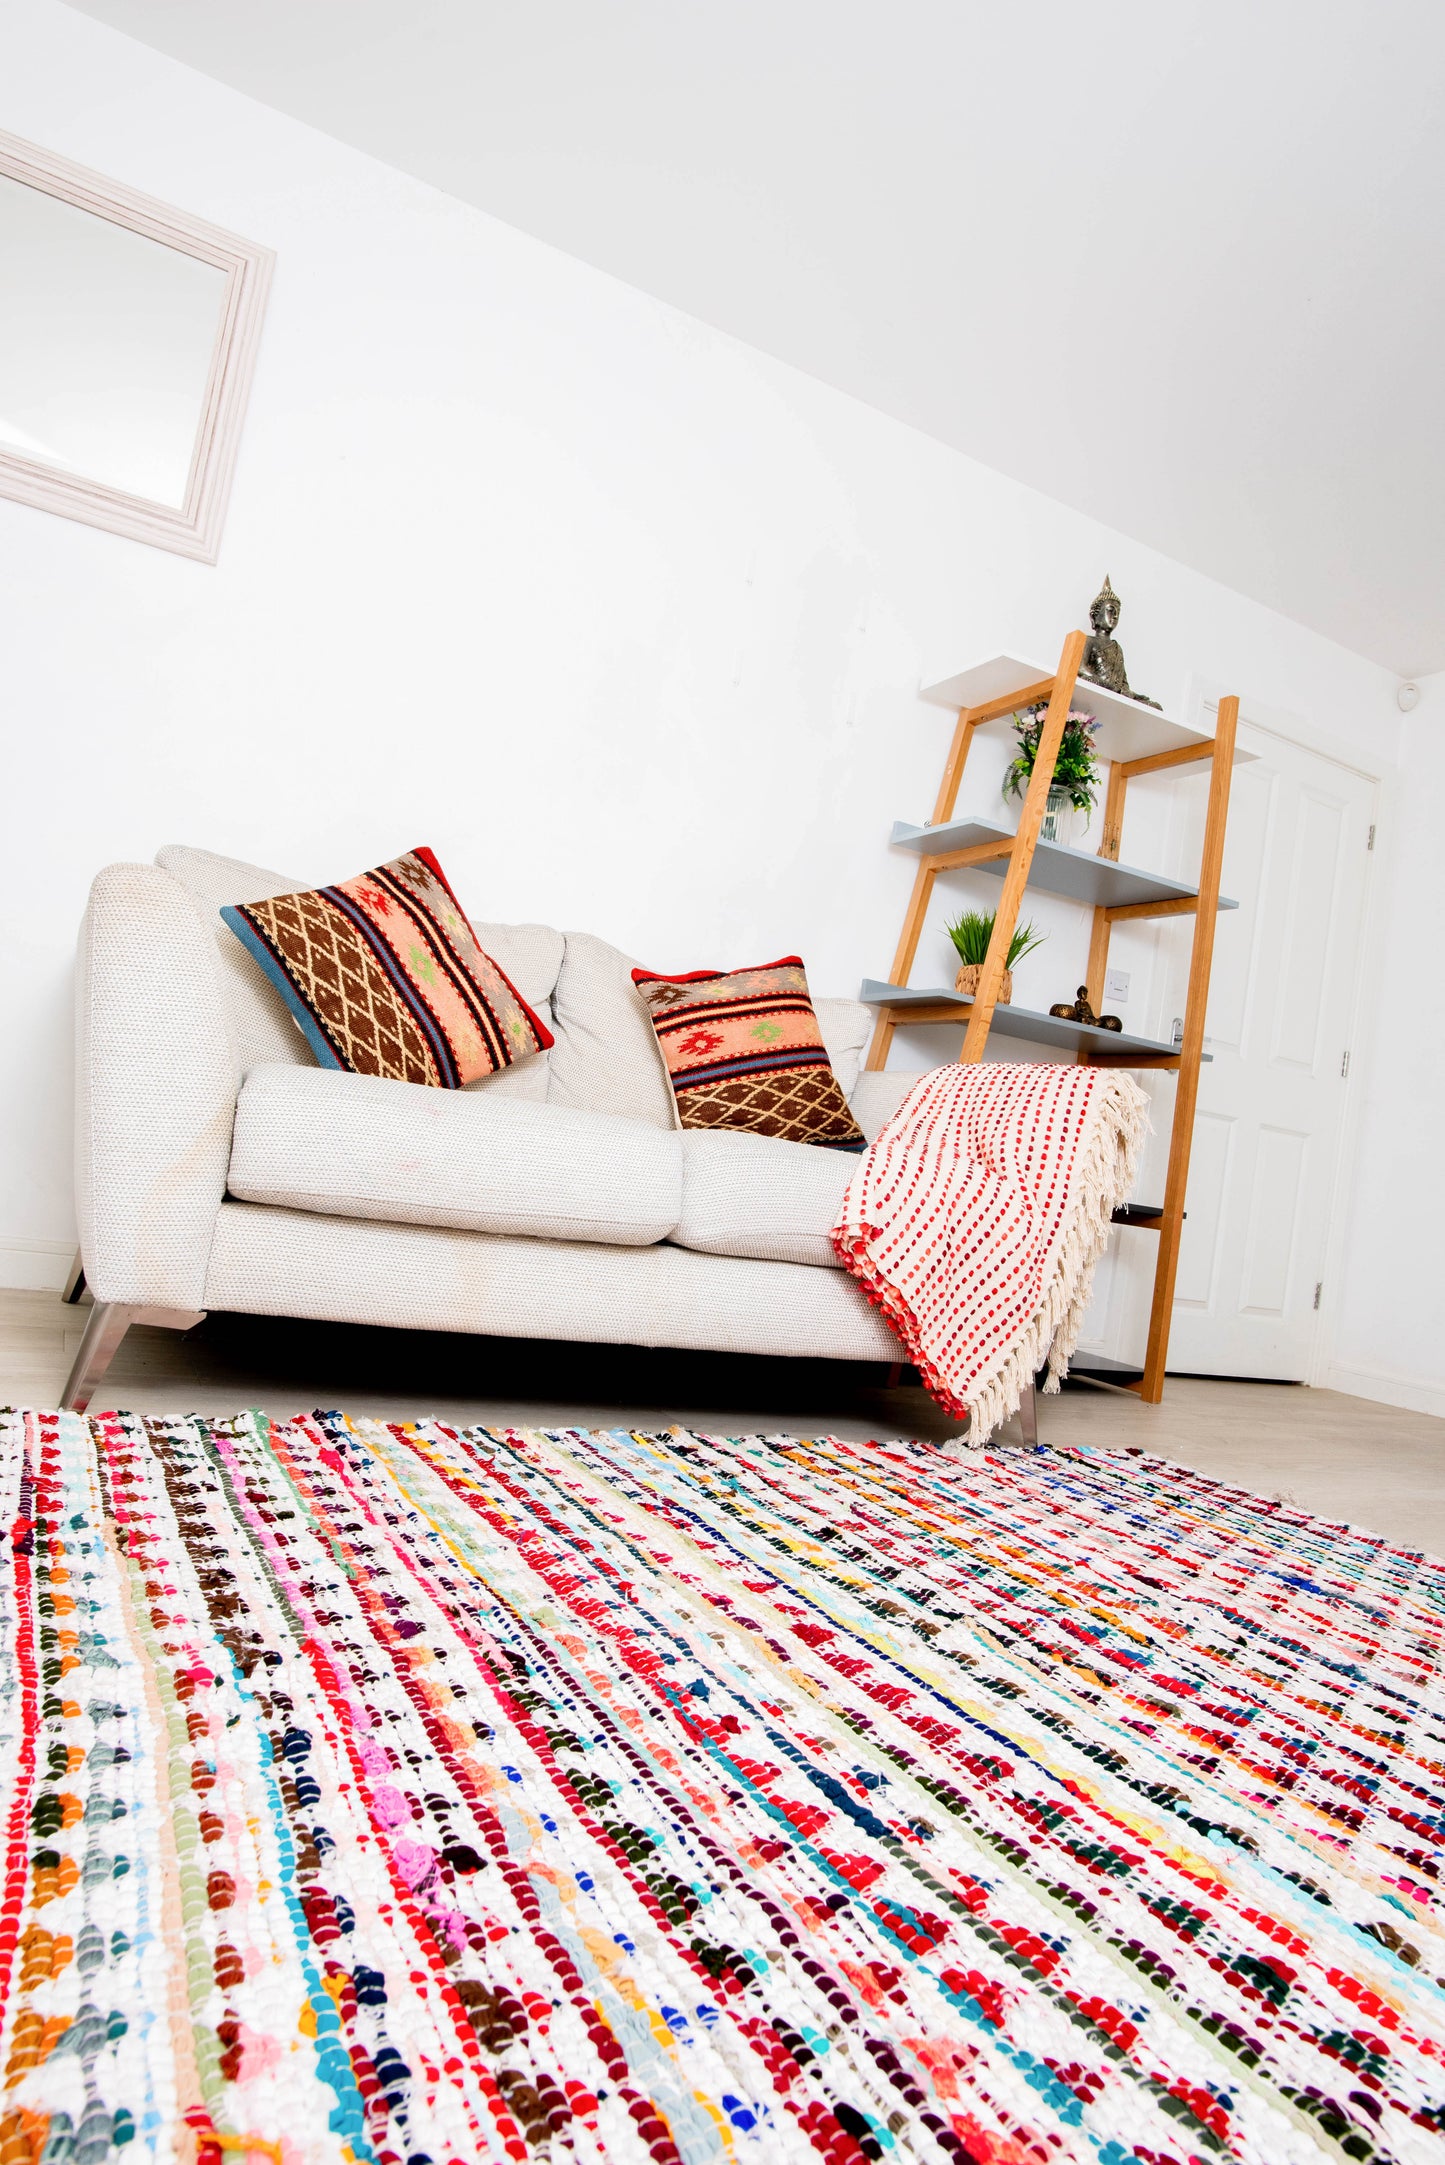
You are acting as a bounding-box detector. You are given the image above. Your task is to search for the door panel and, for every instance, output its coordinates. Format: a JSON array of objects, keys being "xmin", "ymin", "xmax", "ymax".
[
  {"xmin": 1238, "ymin": 1126, "xmax": 1309, "ymax": 1316},
  {"xmin": 1202, "ymin": 762, "xmax": 1276, "ymax": 1057},
  {"xmin": 1171, "ymin": 1111, "xmax": 1233, "ymax": 1311},
  {"xmin": 1270, "ymin": 791, "xmax": 1344, "ymax": 1072}
]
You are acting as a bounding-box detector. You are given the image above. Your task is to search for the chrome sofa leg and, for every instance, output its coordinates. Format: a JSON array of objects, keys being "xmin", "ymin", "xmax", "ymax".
[
  {"xmin": 61, "ymin": 1302, "xmax": 135, "ymax": 1413},
  {"xmin": 60, "ymin": 1301, "xmax": 207, "ymax": 1414},
  {"xmin": 62, "ymin": 1250, "xmax": 87, "ymax": 1304},
  {"xmin": 1016, "ymin": 1379, "xmax": 1039, "ymax": 1448}
]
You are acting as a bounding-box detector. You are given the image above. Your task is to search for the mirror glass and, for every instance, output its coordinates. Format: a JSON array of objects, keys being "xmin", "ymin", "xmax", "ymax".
[{"xmin": 0, "ymin": 171, "xmax": 228, "ymax": 507}]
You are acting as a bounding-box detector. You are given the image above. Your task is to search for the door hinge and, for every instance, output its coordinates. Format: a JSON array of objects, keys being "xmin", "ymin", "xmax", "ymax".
[
  {"xmin": 1367, "ymin": 823, "xmax": 1376, "ymax": 851},
  {"xmin": 1313, "ymin": 1282, "xmax": 1323, "ymax": 1310},
  {"xmin": 1340, "ymin": 1049, "xmax": 1350, "ymax": 1078}
]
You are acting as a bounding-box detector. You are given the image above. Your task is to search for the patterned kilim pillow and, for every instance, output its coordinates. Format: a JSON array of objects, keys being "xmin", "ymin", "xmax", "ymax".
[
  {"xmin": 221, "ymin": 846, "xmax": 553, "ymax": 1087},
  {"xmin": 632, "ymin": 955, "xmax": 866, "ymax": 1147}
]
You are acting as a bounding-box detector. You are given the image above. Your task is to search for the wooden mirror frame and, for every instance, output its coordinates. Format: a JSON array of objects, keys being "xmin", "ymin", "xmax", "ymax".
[{"xmin": 0, "ymin": 131, "xmax": 273, "ymax": 563}]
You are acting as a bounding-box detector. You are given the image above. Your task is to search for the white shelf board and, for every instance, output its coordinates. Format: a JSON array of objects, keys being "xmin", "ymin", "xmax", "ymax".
[{"xmin": 919, "ymin": 652, "xmax": 1254, "ymax": 767}]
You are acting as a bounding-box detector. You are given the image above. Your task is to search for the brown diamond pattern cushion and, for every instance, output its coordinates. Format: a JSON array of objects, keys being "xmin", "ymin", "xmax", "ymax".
[
  {"xmin": 222, "ymin": 847, "xmax": 553, "ymax": 1087},
  {"xmin": 631, "ymin": 956, "xmax": 866, "ymax": 1149}
]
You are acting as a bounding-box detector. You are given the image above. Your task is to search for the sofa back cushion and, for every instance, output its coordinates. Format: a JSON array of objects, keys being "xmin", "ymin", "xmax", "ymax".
[
  {"xmin": 155, "ymin": 844, "xmax": 316, "ymax": 1075},
  {"xmin": 813, "ymin": 998, "xmax": 872, "ymax": 1100},
  {"xmin": 545, "ymin": 931, "xmax": 678, "ymax": 1128}
]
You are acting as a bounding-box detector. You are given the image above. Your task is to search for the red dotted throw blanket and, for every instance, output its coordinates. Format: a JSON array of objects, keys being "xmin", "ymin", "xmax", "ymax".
[{"xmin": 832, "ymin": 1061, "xmax": 1149, "ymax": 1439}]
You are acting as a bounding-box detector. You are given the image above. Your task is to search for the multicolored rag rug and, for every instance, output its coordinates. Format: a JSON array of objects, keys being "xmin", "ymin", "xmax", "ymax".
[{"xmin": 3, "ymin": 1411, "xmax": 1443, "ymax": 2165}]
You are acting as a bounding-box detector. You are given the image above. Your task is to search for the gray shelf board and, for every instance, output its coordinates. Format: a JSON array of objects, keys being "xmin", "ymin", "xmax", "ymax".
[
  {"xmin": 889, "ymin": 816, "xmax": 1239, "ymax": 913},
  {"xmin": 1060, "ymin": 1354, "xmax": 1147, "ymax": 1387},
  {"xmin": 859, "ymin": 979, "xmax": 1210, "ymax": 1062}
]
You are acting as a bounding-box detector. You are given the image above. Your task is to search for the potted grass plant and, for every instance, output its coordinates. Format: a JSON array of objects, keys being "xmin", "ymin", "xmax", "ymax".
[
  {"xmin": 945, "ymin": 909, "xmax": 1046, "ymax": 1005},
  {"xmin": 1002, "ymin": 704, "xmax": 1100, "ymax": 844}
]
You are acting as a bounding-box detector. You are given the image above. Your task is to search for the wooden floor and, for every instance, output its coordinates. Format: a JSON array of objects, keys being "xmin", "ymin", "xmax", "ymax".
[{"xmin": 6, "ymin": 1286, "xmax": 1443, "ymax": 1556}]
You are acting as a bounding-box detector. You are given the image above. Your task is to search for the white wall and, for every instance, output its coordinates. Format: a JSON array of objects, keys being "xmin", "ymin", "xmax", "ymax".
[
  {"xmin": 1326, "ymin": 674, "xmax": 1445, "ymax": 1416},
  {"xmin": 1, "ymin": 2, "xmax": 1419, "ymax": 1394}
]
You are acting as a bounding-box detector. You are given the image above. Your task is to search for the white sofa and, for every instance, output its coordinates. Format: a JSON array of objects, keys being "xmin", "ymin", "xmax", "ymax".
[{"xmin": 63, "ymin": 845, "xmax": 924, "ymax": 1410}]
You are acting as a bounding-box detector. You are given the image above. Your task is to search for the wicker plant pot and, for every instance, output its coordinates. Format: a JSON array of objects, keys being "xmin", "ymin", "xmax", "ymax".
[{"xmin": 955, "ymin": 964, "xmax": 1013, "ymax": 1004}]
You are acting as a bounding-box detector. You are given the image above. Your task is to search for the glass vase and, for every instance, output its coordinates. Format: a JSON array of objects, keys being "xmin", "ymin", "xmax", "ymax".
[
  {"xmin": 1040, "ymin": 783, "xmax": 1072, "ymax": 845},
  {"xmin": 1039, "ymin": 786, "xmax": 1093, "ymax": 849}
]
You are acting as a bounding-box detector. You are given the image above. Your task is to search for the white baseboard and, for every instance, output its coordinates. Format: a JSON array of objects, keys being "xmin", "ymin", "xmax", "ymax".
[
  {"xmin": 1320, "ymin": 1361, "xmax": 1445, "ymax": 1421},
  {"xmin": 0, "ymin": 1239, "xmax": 74, "ymax": 1293}
]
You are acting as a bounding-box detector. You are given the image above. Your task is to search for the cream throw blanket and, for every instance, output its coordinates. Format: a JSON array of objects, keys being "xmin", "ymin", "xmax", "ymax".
[{"xmin": 832, "ymin": 1062, "xmax": 1150, "ymax": 1440}]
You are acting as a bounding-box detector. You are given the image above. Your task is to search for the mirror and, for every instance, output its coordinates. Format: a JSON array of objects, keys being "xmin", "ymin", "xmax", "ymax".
[
  {"xmin": 0, "ymin": 132, "xmax": 272, "ymax": 561},
  {"xmin": 0, "ymin": 172, "xmax": 228, "ymax": 506}
]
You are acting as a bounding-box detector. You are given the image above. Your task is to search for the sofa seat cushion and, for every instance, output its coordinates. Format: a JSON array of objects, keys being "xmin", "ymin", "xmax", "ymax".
[
  {"xmin": 670, "ymin": 1129, "xmax": 856, "ymax": 1269},
  {"xmin": 228, "ymin": 1066, "xmax": 681, "ymax": 1246}
]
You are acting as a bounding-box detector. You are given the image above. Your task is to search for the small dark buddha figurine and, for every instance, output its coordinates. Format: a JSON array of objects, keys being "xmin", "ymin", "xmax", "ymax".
[
  {"xmin": 1080, "ymin": 575, "xmax": 1161, "ymax": 709},
  {"xmin": 1050, "ymin": 985, "xmax": 1124, "ymax": 1031}
]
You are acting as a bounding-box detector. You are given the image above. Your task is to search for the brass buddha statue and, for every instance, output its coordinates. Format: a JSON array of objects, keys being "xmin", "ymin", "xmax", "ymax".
[{"xmin": 1080, "ymin": 576, "xmax": 1160, "ymax": 709}]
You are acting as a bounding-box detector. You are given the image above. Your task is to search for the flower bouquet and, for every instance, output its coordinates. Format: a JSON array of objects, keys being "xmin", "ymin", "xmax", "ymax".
[{"xmin": 1002, "ymin": 705, "xmax": 1100, "ymax": 843}]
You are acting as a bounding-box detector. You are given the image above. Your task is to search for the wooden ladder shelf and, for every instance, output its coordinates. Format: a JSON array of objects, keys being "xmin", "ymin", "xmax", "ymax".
[{"xmin": 863, "ymin": 627, "xmax": 1239, "ymax": 1403}]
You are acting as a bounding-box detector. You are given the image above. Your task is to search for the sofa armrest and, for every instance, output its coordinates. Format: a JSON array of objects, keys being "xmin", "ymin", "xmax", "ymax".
[
  {"xmin": 75, "ymin": 863, "xmax": 240, "ymax": 1308},
  {"xmin": 847, "ymin": 1068, "xmax": 927, "ymax": 1144}
]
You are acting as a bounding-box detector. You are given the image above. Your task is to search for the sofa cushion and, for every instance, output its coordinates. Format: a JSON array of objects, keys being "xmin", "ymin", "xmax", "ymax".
[
  {"xmin": 670, "ymin": 1129, "xmax": 856, "ymax": 1269},
  {"xmin": 545, "ymin": 930, "xmax": 678, "ymax": 1129},
  {"xmin": 156, "ymin": 845, "xmax": 564, "ymax": 1096},
  {"xmin": 814, "ymin": 997, "xmax": 872, "ymax": 1099},
  {"xmin": 848, "ymin": 1068, "xmax": 927, "ymax": 1142},
  {"xmin": 155, "ymin": 842, "xmax": 307, "ymax": 909},
  {"xmin": 632, "ymin": 956, "xmax": 866, "ymax": 1149},
  {"xmin": 157, "ymin": 844, "xmax": 319, "ymax": 1074},
  {"xmin": 228, "ymin": 1065, "xmax": 682, "ymax": 1246},
  {"xmin": 221, "ymin": 846, "xmax": 553, "ymax": 1088}
]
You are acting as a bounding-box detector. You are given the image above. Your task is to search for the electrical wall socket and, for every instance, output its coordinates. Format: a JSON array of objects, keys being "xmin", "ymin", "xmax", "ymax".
[{"xmin": 1104, "ymin": 967, "xmax": 1130, "ymax": 1003}]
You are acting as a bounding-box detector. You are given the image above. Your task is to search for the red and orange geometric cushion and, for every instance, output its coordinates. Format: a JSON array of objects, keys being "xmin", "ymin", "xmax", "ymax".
[
  {"xmin": 631, "ymin": 955, "xmax": 865, "ymax": 1148},
  {"xmin": 222, "ymin": 846, "xmax": 552, "ymax": 1088}
]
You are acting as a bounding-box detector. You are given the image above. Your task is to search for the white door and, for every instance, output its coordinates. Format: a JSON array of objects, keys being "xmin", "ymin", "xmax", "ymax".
[{"xmin": 1081, "ymin": 720, "xmax": 1377, "ymax": 1380}]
